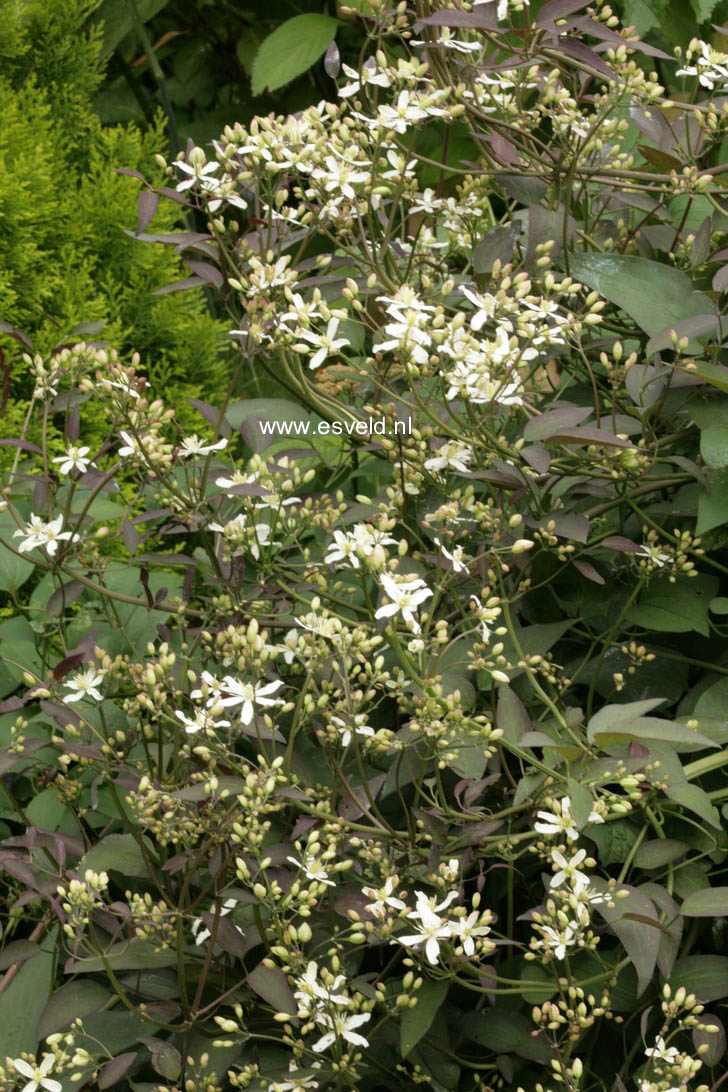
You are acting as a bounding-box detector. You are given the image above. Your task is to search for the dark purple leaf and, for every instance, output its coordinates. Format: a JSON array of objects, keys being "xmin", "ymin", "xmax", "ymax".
[
  {"xmin": 0, "ymin": 320, "xmax": 33, "ymax": 349},
  {"xmin": 573, "ymin": 17, "xmax": 672, "ymax": 59},
  {"xmin": 98, "ymin": 1053, "xmax": 137, "ymax": 1090},
  {"xmin": 139, "ymin": 568, "xmax": 155, "ymax": 609},
  {"xmin": 0, "ymin": 438, "xmax": 43, "ymax": 454},
  {"xmin": 113, "ymin": 167, "xmax": 146, "ymax": 182},
  {"xmin": 152, "ymin": 275, "xmax": 206, "ymax": 296},
  {"xmin": 184, "ymin": 259, "xmax": 224, "ymax": 287},
  {"xmin": 535, "ymin": 0, "xmax": 591, "ymax": 27},
  {"xmin": 521, "ymin": 444, "xmax": 550, "ymax": 473},
  {"xmin": 573, "ymin": 558, "xmax": 605, "ymax": 584},
  {"xmin": 549, "ymin": 36, "xmax": 616, "ymax": 79},
  {"xmin": 137, "ymin": 190, "xmax": 159, "ymax": 233},
  {"xmin": 247, "ymin": 962, "xmax": 296, "ymax": 1015},
  {"xmin": 0, "ymin": 696, "xmax": 24, "ymax": 714},
  {"xmin": 545, "ymin": 426, "xmax": 630, "ymax": 447},
  {"xmin": 124, "ymin": 229, "xmax": 212, "ymax": 247},
  {"xmin": 414, "ymin": 6, "xmax": 498, "ymax": 31},
  {"xmin": 53, "ymin": 651, "xmax": 87, "ymax": 681},
  {"xmin": 713, "ymin": 266, "xmax": 728, "ymax": 293},
  {"xmin": 523, "ymin": 405, "xmax": 591, "ymax": 441},
  {"xmin": 489, "ymin": 131, "xmax": 521, "ymax": 166},
  {"xmin": 122, "ymin": 519, "xmax": 140, "ymax": 554},
  {"xmin": 473, "ymin": 224, "xmax": 520, "ymax": 273},
  {"xmin": 600, "ymin": 535, "xmax": 642, "ymax": 553},
  {"xmin": 324, "ymin": 41, "xmax": 340, "ymax": 78},
  {"xmin": 187, "ymin": 398, "xmax": 233, "ymax": 438},
  {"xmin": 199, "ymin": 912, "xmax": 248, "ymax": 958},
  {"xmin": 65, "ymin": 404, "xmax": 80, "ymax": 445},
  {"xmin": 0, "ymin": 940, "xmax": 41, "ymax": 971}
]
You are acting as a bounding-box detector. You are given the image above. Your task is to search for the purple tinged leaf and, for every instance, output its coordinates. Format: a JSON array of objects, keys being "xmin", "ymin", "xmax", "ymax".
[
  {"xmin": 489, "ymin": 132, "xmax": 521, "ymax": 166},
  {"xmin": 184, "ymin": 259, "xmax": 224, "ymax": 287},
  {"xmin": 247, "ymin": 962, "xmax": 296, "ymax": 1015},
  {"xmin": 98, "ymin": 1053, "xmax": 138, "ymax": 1090},
  {"xmin": 713, "ymin": 266, "xmax": 728, "ymax": 293},
  {"xmin": 53, "ymin": 651, "xmax": 87, "ymax": 682},
  {"xmin": 414, "ymin": 7, "xmax": 498, "ymax": 31},
  {"xmin": 535, "ymin": 0, "xmax": 591, "ymax": 27},
  {"xmin": 600, "ymin": 535, "xmax": 642, "ymax": 553},
  {"xmin": 573, "ymin": 559, "xmax": 605, "ymax": 584},
  {"xmin": 324, "ymin": 41, "xmax": 340, "ymax": 78},
  {"xmin": 0, "ymin": 438, "xmax": 43, "ymax": 454},
  {"xmin": 523, "ymin": 405, "xmax": 591, "ymax": 441},
  {"xmin": 187, "ymin": 398, "xmax": 233, "ymax": 438},
  {"xmin": 152, "ymin": 275, "xmax": 206, "ymax": 296},
  {"xmin": 137, "ymin": 190, "xmax": 159, "ymax": 233},
  {"xmin": 0, "ymin": 320, "xmax": 33, "ymax": 349},
  {"xmin": 547, "ymin": 36, "xmax": 616, "ymax": 79}
]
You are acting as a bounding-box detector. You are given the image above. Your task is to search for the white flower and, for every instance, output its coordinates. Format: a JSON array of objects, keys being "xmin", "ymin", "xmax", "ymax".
[
  {"xmin": 460, "ymin": 285, "xmax": 500, "ymax": 332},
  {"xmin": 312, "ymin": 1011, "xmax": 371, "ymax": 1053},
  {"xmin": 312, "ymin": 155, "xmax": 369, "ymax": 200},
  {"xmin": 178, "ymin": 435, "xmax": 228, "ymax": 458},
  {"xmin": 338, "ymin": 61, "xmax": 391, "ymax": 98},
  {"xmin": 549, "ymin": 848, "xmax": 590, "ymax": 891},
  {"xmin": 411, "ymin": 29, "xmax": 481, "ymax": 53},
  {"xmin": 118, "ymin": 430, "xmax": 146, "ymax": 458},
  {"xmin": 52, "ymin": 444, "xmax": 91, "ymax": 475},
  {"xmin": 644, "ymin": 1035, "xmax": 680, "ymax": 1064},
  {"xmin": 175, "ymin": 158, "xmax": 220, "ymax": 192},
  {"xmin": 331, "ymin": 713, "xmax": 374, "ymax": 747},
  {"xmin": 324, "ymin": 529, "xmax": 361, "ymax": 568},
  {"xmin": 534, "ymin": 797, "xmax": 579, "ymax": 841},
  {"xmin": 269, "ymin": 1061, "xmax": 321, "ymax": 1091},
  {"xmin": 538, "ymin": 921, "xmax": 578, "ymax": 960},
  {"xmin": 676, "ymin": 39, "xmax": 728, "ymax": 90},
  {"xmin": 636, "ymin": 544, "xmax": 671, "ymax": 567},
  {"xmin": 434, "ymin": 538, "xmax": 468, "ymax": 573},
  {"xmin": 398, "ymin": 891, "xmax": 457, "ymax": 964},
  {"xmin": 362, "ymin": 876, "xmax": 407, "ymax": 919},
  {"xmin": 287, "ymin": 851, "xmax": 336, "ymax": 887},
  {"xmin": 451, "ymin": 910, "xmax": 492, "ymax": 955},
  {"xmin": 14, "ymin": 515, "xmax": 80, "ymax": 557},
  {"xmin": 294, "ymin": 961, "xmax": 349, "ymax": 1008},
  {"xmin": 216, "ymin": 677, "xmax": 284, "ymax": 725},
  {"xmin": 294, "ymin": 318, "xmax": 350, "ymax": 370},
  {"xmin": 376, "ymin": 90, "xmax": 429, "ymax": 133},
  {"xmin": 469, "ymin": 595, "xmax": 501, "ymax": 643},
  {"xmin": 12, "ymin": 1054, "xmax": 62, "ymax": 1092},
  {"xmin": 424, "ymin": 440, "xmax": 473, "ymax": 474},
  {"xmin": 64, "ymin": 668, "xmax": 104, "ymax": 703},
  {"xmin": 375, "ymin": 573, "xmax": 433, "ymax": 633},
  {"xmin": 174, "ymin": 708, "xmax": 230, "ymax": 735}
]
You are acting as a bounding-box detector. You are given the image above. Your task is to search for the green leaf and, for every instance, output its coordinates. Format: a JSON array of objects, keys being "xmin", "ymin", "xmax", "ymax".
[
  {"xmin": 680, "ymin": 887, "xmax": 728, "ymax": 917},
  {"xmin": 468, "ymin": 1008, "xmax": 551, "ymax": 1062},
  {"xmin": 665, "ymin": 782, "xmax": 722, "ymax": 830},
  {"xmin": 400, "ymin": 979, "xmax": 449, "ymax": 1057},
  {"xmin": 37, "ymin": 980, "xmax": 111, "ymax": 1039},
  {"xmin": 67, "ymin": 940, "xmax": 177, "ymax": 973},
  {"xmin": 79, "ymin": 833, "xmax": 152, "ymax": 878},
  {"xmin": 568, "ymin": 253, "xmax": 715, "ymax": 340},
  {"xmin": 626, "ymin": 576, "xmax": 719, "ymax": 637},
  {"xmin": 709, "ymin": 597, "xmax": 728, "ymax": 614},
  {"xmin": 0, "ymin": 932, "xmax": 55, "ymax": 1059},
  {"xmin": 669, "ymin": 955, "xmax": 728, "ymax": 1001},
  {"xmin": 586, "ymin": 818, "xmax": 641, "ymax": 866},
  {"xmin": 0, "ymin": 515, "xmax": 34, "ymax": 593},
  {"xmin": 700, "ymin": 428, "xmax": 728, "ymax": 468},
  {"xmin": 697, "ymin": 468, "xmax": 728, "ymax": 535},
  {"xmin": 496, "ymin": 685, "xmax": 530, "ymax": 744},
  {"xmin": 634, "ymin": 840, "xmax": 688, "ymax": 869},
  {"xmin": 251, "ymin": 15, "xmax": 339, "ymax": 96}
]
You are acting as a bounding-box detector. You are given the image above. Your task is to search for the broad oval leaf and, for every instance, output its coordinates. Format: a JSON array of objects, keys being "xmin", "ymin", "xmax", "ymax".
[
  {"xmin": 251, "ymin": 15, "xmax": 339, "ymax": 95},
  {"xmin": 680, "ymin": 887, "xmax": 728, "ymax": 917},
  {"xmin": 37, "ymin": 980, "xmax": 111, "ymax": 1039},
  {"xmin": 400, "ymin": 979, "xmax": 449, "ymax": 1057}
]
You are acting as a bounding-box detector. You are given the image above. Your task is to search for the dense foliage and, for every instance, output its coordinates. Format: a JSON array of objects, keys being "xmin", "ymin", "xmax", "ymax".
[
  {"xmin": 0, "ymin": 0, "xmax": 229, "ymax": 455},
  {"xmin": 3, "ymin": 1, "xmax": 728, "ymax": 1092}
]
